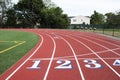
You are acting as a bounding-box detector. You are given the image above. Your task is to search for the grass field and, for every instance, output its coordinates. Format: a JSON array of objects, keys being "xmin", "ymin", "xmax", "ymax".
[{"xmin": 0, "ymin": 30, "xmax": 39, "ymax": 74}]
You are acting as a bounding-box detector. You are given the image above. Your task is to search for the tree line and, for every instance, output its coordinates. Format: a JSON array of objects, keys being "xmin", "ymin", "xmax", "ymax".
[
  {"xmin": 0, "ymin": 0, "xmax": 120, "ymax": 29},
  {"xmin": 90, "ymin": 10, "xmax": 120, "ymax": 28},
  {"xmin": 0, "ymin": 0, "xmax": 69, "ymax": 28}
]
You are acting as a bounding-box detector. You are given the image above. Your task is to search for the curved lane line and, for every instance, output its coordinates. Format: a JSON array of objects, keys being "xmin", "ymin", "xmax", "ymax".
[
  {"xmin": 81, "ymin": 34, "xmax": 120, "ymax": 48},
  {"xmin": 58, "ymin": 35, "xmax": 85, "ymax": 80},
  {"xmin": 51, "ymin": 48, "xmax": 120, "ymax": 60},
  {"xmin": 43, "ymin": 34, "xmax": 56, "ymax": 80},
  {"xmin": 74, "ymin": 35, "xmax": 120, "ymax": 56},
  {"xmin": 67, "ymin": 35, "xmax": 120, "ymax": 77},
  {"xmin": 5, "ymin": 34, "xmax": 44, "ymax": 80}
]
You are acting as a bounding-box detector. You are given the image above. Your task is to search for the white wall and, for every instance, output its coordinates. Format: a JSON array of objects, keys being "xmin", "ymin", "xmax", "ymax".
[{"xmin": 70, "ymin": 15, "xmax": 90, "ymax": 25}]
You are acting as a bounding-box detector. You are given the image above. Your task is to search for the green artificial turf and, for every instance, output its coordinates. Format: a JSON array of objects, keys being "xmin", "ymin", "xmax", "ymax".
[{"xmin": 0, "ymin": 30, "xmax": 39, "ymax": 75}]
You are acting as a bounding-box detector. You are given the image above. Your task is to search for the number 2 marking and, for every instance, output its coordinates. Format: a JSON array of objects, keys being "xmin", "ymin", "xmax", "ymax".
[
  {"xmin": 84, "ymin": 59, "xmax": 102, "ymax": 69},
  {"xmin": 55, "ymin": 60, "xmax": 72, "ymax": 69}
]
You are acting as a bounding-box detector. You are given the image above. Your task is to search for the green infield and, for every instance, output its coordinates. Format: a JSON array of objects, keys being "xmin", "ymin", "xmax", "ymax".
[{"xmin": 0, "ymin": 30, "xmax": 39, "ymax": 74}]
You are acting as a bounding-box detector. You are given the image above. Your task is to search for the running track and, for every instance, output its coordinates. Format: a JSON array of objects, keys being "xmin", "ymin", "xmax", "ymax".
[{"xmin": 0, "ymin": 29, "xmax": 120, "ymax": 80}]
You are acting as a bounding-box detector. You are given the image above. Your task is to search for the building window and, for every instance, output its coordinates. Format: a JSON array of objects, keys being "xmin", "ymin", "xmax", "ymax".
[{"xmin": 73, "ymin": 19, "xmax": 77, "ymax": 22}]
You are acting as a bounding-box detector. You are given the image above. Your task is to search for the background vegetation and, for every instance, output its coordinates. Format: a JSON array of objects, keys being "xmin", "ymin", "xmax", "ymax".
[
  {"xmin": 0, "ymin": 0, "xmax": 120, "ymax": 29},
  {"xmin": 0, "ymin": 0, "xmax": 69, "ymax": 29},
  {"xmin": 90, "ymin": 10, "xmax": 120, "ymax": 29}
]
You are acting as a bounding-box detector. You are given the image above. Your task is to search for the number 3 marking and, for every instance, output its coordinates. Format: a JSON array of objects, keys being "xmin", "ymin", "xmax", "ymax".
[
  {"xmin": 84, "ymin": 59, "xmax": 102, "ymax": 69},
  {"xmin": 55, "ymin": 60, "xmax": 72, "ymax": 69}
]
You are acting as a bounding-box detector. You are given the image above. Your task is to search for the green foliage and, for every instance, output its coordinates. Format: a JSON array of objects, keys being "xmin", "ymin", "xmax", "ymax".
[
  {"xmin": 0, "ymin": 0, "xmax": 12, "ymax": 27},
  {"xmin": 5, "ymin": 9, "xmax": 16, "ymax": 27},
  {"xmin": 4, "ymin": 0, "xmax": 69, "ymax": 29},
  {"xmin": 41, "ymin": 7, "xmax": 69, "ymax": 28},
  {"xmin": 90, "ymin": 11, "xmax": 105, "ymax": 25},
  {"xmin": 13, "ymin": 0, "xmax": 45, "ymax": 27},
  {"xmin": 105, "ymin": 12, "xmax": 120, "ymax": 28}
]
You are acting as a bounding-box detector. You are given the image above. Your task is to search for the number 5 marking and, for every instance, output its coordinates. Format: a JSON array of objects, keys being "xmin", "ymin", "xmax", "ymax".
[
  {"xmin": 84, "ymin": 59, "xmax": 102, "ymax": 69},
  {"xmin": 55, "ymin": 60, "xmax": 72, "ymax": 69}
]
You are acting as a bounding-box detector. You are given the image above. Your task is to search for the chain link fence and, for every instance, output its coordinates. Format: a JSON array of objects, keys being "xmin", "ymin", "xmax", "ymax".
[
  {"xmin": 69, "ymin": 24, "xmax": 120, "ymax": 38},
  {"xmin": 94, "ymin": 25, "xmax": 120, "ymax": 37}
]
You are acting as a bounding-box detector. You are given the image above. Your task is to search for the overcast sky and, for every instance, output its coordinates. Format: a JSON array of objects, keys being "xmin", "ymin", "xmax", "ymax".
[{"xmin": 12, "ymin": 0, "xmax": 120, "ymax": 16}]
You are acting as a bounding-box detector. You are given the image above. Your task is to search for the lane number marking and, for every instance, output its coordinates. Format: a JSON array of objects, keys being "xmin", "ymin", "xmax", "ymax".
[
  {"xmin": 27, "ymin": 60, "xmax": 41, "ymax": 69},
  {"xmin": 27, "ymin": 59, "xmax": 120, "ymax": 70},
  {"xmin": 55, "ymin": 60, "xmax": 72, "ymax": 69},
  {"xmin": 84, "ymin": 59, "xmax": 102, "ymax": 69},
  {"xmin": 113, "ymin": 59, "xmax": 120, "ymax": 66}
]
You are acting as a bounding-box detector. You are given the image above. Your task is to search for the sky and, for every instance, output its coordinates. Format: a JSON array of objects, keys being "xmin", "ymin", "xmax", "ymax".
[{"xmin": 12, "ymin": 0, "xmax": 120, "ymax": 16}]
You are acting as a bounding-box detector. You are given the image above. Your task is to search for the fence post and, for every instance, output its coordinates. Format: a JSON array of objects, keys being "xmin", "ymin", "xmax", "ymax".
[
  {"xmin": 112, "ymin": 25, "xmax": 115, "ymax": 36},
  {"xmin": 103, "ymin": 25, "xmax": 105, "ymax": 34}
]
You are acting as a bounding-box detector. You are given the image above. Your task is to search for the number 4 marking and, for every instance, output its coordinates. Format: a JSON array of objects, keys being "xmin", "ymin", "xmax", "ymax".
[{"xmin": 113, "ymin": 59, "xmax": 120, "ymax": 66}]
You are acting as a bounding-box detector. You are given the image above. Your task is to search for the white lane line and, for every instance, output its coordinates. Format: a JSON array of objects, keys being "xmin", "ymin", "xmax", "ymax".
[
  {"xmin": 43, "ymin": 34, "xmax": 56, "ymax": 80},
  {"xmin": 59, "ymin": 35, "xmax": 85, "ymax": 80},
  {"xmin": 29, "ymin": 48, "xmax": 120, "ymax": 61},
  {"xmin": 74, "ymin": 35, "xmax": 120, "ymax": 57},
  {"xmin": 68, "ymin": 35, "xmax": 120, "ymax": 77},
  {"xmin": 29, "ymin": 57, "xmax": 120, "ymax": 61},
  {"xmin": 5, "ymin": 34, "xmax": 44, "ymax": 80},
  {"xmin": 80, "ymin": 34, "xmax": 120, "ymax": 48},
  {"xmin": 50, "ymin": 47, "xmax": 120, "ymax": 60}
]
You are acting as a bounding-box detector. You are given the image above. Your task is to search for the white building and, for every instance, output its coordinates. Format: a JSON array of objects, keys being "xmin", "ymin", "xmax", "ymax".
[{"xmin": 69, "ymin": 15, "xmax": 90, "ymax": 25}]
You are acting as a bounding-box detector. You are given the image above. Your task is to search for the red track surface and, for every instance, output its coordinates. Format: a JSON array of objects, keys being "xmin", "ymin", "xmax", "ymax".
[{"xmin": 0, "ymin": 29, "xmax": 120, "ymax": 80}]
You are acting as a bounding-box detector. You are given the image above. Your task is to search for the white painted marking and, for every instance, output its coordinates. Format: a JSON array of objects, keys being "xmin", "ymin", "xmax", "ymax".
[
  {"xmin": 113, "ymin": 59, "xmax": 120, "ymax": 66},
  {"xmin": 59, "ymin": 35, "xmax": 85, "ymax": 80},
  {"xmin": 55, "ymin": 60, "xmax": 72, "ymax": 69},
  {"xmin": 80, "ymin": 34, "xmax": 120, "ymax": 48},
  {"xmin": 75, "ymin": 35, "xmax": 120, "ymax": 57},
  {"xmin": 43, "ymin": 34, "xmax": 56, "ymax": 80},
  {"xmin": 53, "ymin": 48, "xmax": 120, "ymax": 60},
  {"xmin": 27, "ymin": 60, "xmax": 41, "ymax": 69},
  {"xmin": 29, "ymin": 57, "xmax": 120, "ymax": 61},
  {"xmin": 5, "ymin": 34, "xmax": 44, "ymax": 80},
  {"xmin": 68, "ymin": 36, "xmax": 120, "ymax": 77}
]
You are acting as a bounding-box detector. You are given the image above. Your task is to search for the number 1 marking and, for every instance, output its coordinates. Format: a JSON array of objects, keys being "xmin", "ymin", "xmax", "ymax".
[{"xmin": 27, "ymin": 60, "xmax": 41, "ymax": 69}]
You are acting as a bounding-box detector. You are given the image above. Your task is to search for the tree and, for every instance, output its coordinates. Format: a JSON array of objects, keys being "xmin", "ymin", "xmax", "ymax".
[
  {"xmin": 115, "ymin": 11, "xmax": 120, "ymax": 25},
  {"xmin": 5, "ymin": 0, "xmax": 69, "ymax": 28},
  {"xmin": 6, "ymin": 9, "xmax": 16, "ymax": 27},
  {"xmin": 105, "ymin": 12, "xmax": 115, "ymax": 28},
  {"xmin": 90, "ymin": 11, "xmax": 105, "ymax": 25},
  {"xmin": 0, "ymin": 0, "xmax": 12, "ymax": 27},
  {"xmin": 14, "ymin": 0, "xmax": 69, "ymax": 28},
  {"xmin": 43, "ymin": 0, "xmax": 56, "ymax": 8},
  {"xmin": 41, "ymin": 7, "xmax": 69, "ymax": 28},
  {"xmin": 105, "ymin": 12, "xmax": 120, "ymax": 28},
  {"xmin": 14, "ymin": 0, "xmax": 45, "ymax": 27}
]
